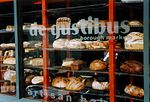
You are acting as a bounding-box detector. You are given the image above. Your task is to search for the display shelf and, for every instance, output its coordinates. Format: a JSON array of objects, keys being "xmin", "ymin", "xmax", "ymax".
[
  {"xmin": 48, "ymin": 87, "xmax": 109, "ymax": 97},
  {"xmin": 115, "ymin": 49, "xmax": 144, "ymax": 52},
  {"xmin": 45, "ymin": 48, "xmax": 108, "ymax": 52},
  {"xmin": 49, "ymin": 66, "xmax": 109, "ymax": 74},
  {"xmin": 0, "ymin": 64, "xmax": 15, "ymax": 67},
  {"xmin": 115, "ymin": 72, "xmax": 143, "ymax": 77},
  {"xmin": 116, "ymin": 94, "xmax": 144, "ymax": 101},
  {"xmin": 25, "ymin": 65, "xmax": 109, "ymax": 74}
]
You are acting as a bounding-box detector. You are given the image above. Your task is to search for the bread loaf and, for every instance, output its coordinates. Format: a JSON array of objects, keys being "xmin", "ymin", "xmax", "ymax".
[
  {"xmin": 120, "ymin": 60, "xmax": 143, "ymax": 73},
  {"xmin": 92, "ymin": 80, "xmax": 109, "ymax": 90},
  {"xmin": 52, "ymin": 77, "xmax": 68, "ymax": 88},
  {"xmin": 124, "ymin": 84, "xmax": 144, "ymax": 97},
  {"xmin": 65, "ymin": 77, "xmax": 85, "ymax": 91},
  {"xmin": 90, "ymin": 60, "xmax": 107, "ymax": 71}
]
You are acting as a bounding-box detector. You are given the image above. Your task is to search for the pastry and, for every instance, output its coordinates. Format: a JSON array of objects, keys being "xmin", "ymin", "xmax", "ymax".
[
  {"xmin": 6, "ymin": 25, "xmax": 14, "ymax": 31},
  {"xmin": 62, "ymin": 58, "xmax": 74, "ymax": 68},
  {"xmin": 124, "ymin": 32, "xmax": 143, "ymax": 49},
  {"xmin": 25, "ymin": 75, "xmax": 35, "ymax": 85},
  {"xmin": 92, "ymin": 80, "xmax": 109, "ymax": 90},
  {"xmin": 3, "ymin": 58, "xmax": 16, "ymax": 64},
  {"xmin": 66, "ymin": 77, "xmax": 85, "ymax": 91},
  {"xmin": 53, "ymin": 39, "xmax": 69, "ymax": 48},
  {"xmin": 4, "ymin": 70, "xmax": 16, "ymax": 83},
  {"xmin": 31, "ymin": 58, "xmax": 43, "ymax": 67},
  {"xmin": 120, "ymin": 60, "xmax": 143, "ymax": 74},
  {"xmin": 71, "ymin": 60, "xmax": 86, "ymax": 71},
  {"xmin": 52, "ymin": 77, "xmax": 68, "ymax": 88},
  {"xmin": 31, "ymin": 76, "xmax": 43, "ymax": 85},
  {"xmin": 56, "ymin": 17, "xmax": 71, "ymax": 28},
  {"xmin": 128, "ymin": 20, "xmax": 143, "ymax": 26},
  {"xmin": 124, "ymin": 84, "xmax": 144, "ymax": 97},
  {"xmin": 66, "ymin": 39, "xmax": 85, "ymax": 49},
  {"xmin": 90, "ymin": 60, "xmax": 107, "ymax": 71}
]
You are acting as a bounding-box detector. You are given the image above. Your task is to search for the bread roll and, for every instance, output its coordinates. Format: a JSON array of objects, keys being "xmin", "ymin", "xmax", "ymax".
[
  {"xmin": 124, "ymin": 84, "xmax": 144, "ymax": 97},
  {"xmin": 90, "ymin": 60, "xmax": 107, "ymax": 71},
  {"xmin": 92, "ymin": 80, "xmax": 109, "ymax": 90},
  {"xmin": 52, "ymin": 77, "xmax": 67, "ymax": 88},
  {"xmin": 31, "ymin": 76, "xmax": 43, "ymax": 85},
  {"xmin": 3, "ymin": 58, "xmax": 16, "ymax": 64},
  {"xmin": 120, "ymin": 60, "xmax": 143, "ymax": 73}
]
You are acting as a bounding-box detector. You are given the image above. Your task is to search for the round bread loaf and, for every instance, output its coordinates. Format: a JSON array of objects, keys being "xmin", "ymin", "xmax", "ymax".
[
  {"xmin": 52, "ymin": 77, "xmax": 67, "ymax": 88},
  {"xmin": 90, "ymin": 60, "xmax": 107, "ymax": 71},
  {"xmin": 65, "ymin": 77, "xmax": 85, "ymax": 91},
  {"xmin": 120, "ymin": 60, "xmax": 143, "ymax": 73}
]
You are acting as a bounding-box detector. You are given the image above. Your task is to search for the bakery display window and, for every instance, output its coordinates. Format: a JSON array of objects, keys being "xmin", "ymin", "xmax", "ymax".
[{"xmin": 0, "ymin": 0, "xmax": 149, "ymax": 102}]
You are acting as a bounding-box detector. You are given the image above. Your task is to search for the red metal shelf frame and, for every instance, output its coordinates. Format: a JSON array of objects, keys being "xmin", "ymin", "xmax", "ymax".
[{"xmin": 108, "ymin": 0, "xmax": 116, "ymax": 102}]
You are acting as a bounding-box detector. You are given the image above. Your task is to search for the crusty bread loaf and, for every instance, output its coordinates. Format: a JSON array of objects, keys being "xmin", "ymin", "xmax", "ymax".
[
  {"xmin": 92, "ymin": 80, "xmax": 109, "ymax": 90},
  {"xmin": 65, "ymin": 77, "xmax": 85, "ymax": 91},
  {"xmin": 52, "ymin": 77, "xmax": 68, "ymax": 88},
  {"xmin": 124, "ymin": 84, "xmax": 144, "ymax": 97},
  {"xmin": 90, "ymin": 60, "xmax": 107, "ymax": 71},
  {"xmin": 120, "ymin": 60, "xmax": 143, "ymax": 73}
]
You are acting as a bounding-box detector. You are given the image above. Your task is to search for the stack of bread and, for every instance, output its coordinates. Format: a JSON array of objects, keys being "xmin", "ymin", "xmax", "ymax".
[{"xmin": 52, "ymin": 39, "xmax": 109, "ymax": 49}]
